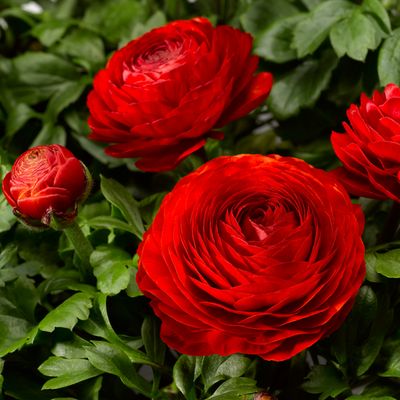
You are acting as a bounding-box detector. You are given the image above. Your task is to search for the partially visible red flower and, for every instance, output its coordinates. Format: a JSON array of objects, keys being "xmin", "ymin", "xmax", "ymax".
[
  {"xmin": 87, "ymin": 18, "xmax": 273, "ymax": 172},
  {"xmin": 137, "ymin": 154, "xmax": 365, "ymax": 361},
  {"xmin": 2, "ymin": 145, "xmax": 90, "ymax": 227},
  {"xmin": 331, "ymin": 83, "xmax": 400, "ymax": 201}
]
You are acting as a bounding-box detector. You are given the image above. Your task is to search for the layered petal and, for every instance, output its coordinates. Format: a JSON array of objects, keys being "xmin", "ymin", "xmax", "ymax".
[
  {"xmin": 87, "ymin": 18, "xmax": 273, "ymax": 172},
  {"xmin": 137, "ymin": 154, "xmax": 365, "ymax": 360},
  {"xmin": 331, "ymin": 83, "xmax": 400, "ymax": 201}
]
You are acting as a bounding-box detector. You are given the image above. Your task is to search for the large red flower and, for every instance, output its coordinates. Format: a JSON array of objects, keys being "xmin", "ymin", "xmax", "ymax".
[
  {"xmin": 87, "ymin": 18, "xmax": 273, "ymax": 172},
  {"xmin": 331, "ymin": 83, "xmax": 400, "ymax": 201},
  {"xmin": 2, "ymin": 145, "xmax": 89, "ymax": 227},
  {"xmin": 137, "ymin": 155, "xmax": 365, "ymax": 361}
]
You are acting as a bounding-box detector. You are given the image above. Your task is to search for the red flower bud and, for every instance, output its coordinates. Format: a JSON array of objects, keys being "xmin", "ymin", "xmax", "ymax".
[{"xmin": 2, "ymin": 145, "xmax": 91, "ymax": 228}]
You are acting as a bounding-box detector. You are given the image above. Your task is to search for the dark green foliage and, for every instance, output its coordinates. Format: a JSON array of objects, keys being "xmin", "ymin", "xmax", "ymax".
[{"xmin": 1, "ymin": 0, "xmax": 400, "ymax": 399}]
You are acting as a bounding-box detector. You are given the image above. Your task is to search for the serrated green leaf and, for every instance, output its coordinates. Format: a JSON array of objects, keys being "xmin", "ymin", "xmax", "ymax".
[
  {"xmin": 85, "ymin": 341, "xmax": 152, "ymax": 396},
  {"xmin": 268, "ymin": 50, "xmax": 338, "ymax": 119},
  {"xmin": 52, "ymin": 335, "xmax": 92, "ymax": 359},
  {"xmin": 330, "ymin": 11, "xmax": 379, "ymax": 61},
  {"xmin": 0, "ymin": 277, "xmax": 39, "ymax": 356},
  {"xmin": 303, "ymin": 365, "xmax": 349, "ymax": 400},
  {"xmin": 39, "ymin": 292, "xmax": 93, "ymax": 332},
  {"xmin": 56, "ymin": 29, "xmax": 105, "ymax": 70},
  {"xmin": 90, "ymin": 246, "xmax": 131, "ymax": 295},
  {"xmin": 240, "ymin": 0, "xmax": 299, "ymax": 35},
  {"xmin": 378, "ymin": 28, "xmax": 400, "ymax": 86},
  {"xmin": 255, "ymin": 14, "xmax": 306, "ymax": 63},
  {"xmin": 39, "ymin": 357, "xmax": 102, "ymax": 390},
  {"xmin": 362, "ymin": 0, "xmax": 391, "ymax": 34},
  {"xmin": 82, "ymin": 0, "xmax": 147, "ymax": 44},
  {"xmin": 78, "ymin": 294, "xmax": 152, "ymax": 366},
  {"xmin": 293, "ymin": 0, "xmax": 356, "ymax": 57},
  {"xmin": 100, "ymin": 176, "xmax": 144, "ymax": 240}
]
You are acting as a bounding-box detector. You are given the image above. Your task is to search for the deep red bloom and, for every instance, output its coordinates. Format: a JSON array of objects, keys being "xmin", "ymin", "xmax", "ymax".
[
  {"xmin": 137, "ymin": 154, "xmax": 365, "ymax": 361},
  {"xmin": 87, "ymin": 18, "xmax": 273, "ymax": 172},
  {"xmin": 331, "ymin": 83, "xmax": 400, "ymax": 201},
  {"xmin": 2, "ymin": 145, "xmax": 89, "ymax": 227}
]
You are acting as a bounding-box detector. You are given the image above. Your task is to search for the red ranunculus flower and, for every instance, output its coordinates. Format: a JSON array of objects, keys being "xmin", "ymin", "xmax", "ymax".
[
  {"xmin": 2, "ymin": 145, "xmax": 90, "ymax": 227},
  {"xmin": 87, "ymin": 18, "xmax": 273, "ymax": 172},
  {"xmin": 137, "ymin": 154, "xmax": 365, "ymax": 361},
  {"xmin": 331, "ymin": 83, "xmax": 400, "ymax": 201}
]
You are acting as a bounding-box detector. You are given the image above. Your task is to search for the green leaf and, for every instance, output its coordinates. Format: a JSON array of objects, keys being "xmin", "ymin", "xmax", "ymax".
[
  {"xmin": 126, "ymin": 10, "xmax": 167, "ymax": 44},
  {"xmin": 330, "ymin": 11, "xmax": 380, "ymax": 61},
  {"xmin": 200, "ymin": 354, "xmax": 252, "ymax": 392},
  {"xmin": 347, "ymin": 397, "xmax": 396, "ymax": 400},
  {"xmin": 90, "ymin": 246, "xmax": 132, "ymax": 295},
  {"xmin": 378, "ymin": 28, "xmax": 400, "ymax": 86},
  {"xmin": 31, "ymin": 19, "xmax": 72, "ymax": 47},
  {"xmin": 362, "ymin": 0, "xmax": 391, "ymax": 34},
  {"xmin": 240, "ymin": 0, "xmax": 299, "ymax": 35},
  {"xmin": 56, "ymin": 29, "xmax": 105, "ymax": 70},
  {"xmin": 380, "ymin": 346, "xmax": 400, "ymax": 378},
  {"xmin": 0, "ymin": 195, "xmax": 16, "ymax": 233},
  {"xmin": 292, "ymin": 0, "xmax": 356, "ymax": 57},
  {"xmin": 52, "ymin": 335, "xmax": 92, "ymax": 359},
  {"xmin": 356, "ymin": 292, "xmax": 393, "ymax": 376},
  {"xmin": 39, "ymin": 357, "xmax": 102, "ymax": 390},
  {"xmin": 85, "ymin": 341, "xmax": 152, "ymax": 396},
  {"xmin": 0, "ymin": 277, "xmax": 39, "ymax": 356},
  {"xmin": 255, "ymin": 14, "xmax": 306, "ymax": 63},
  {"xmin": 85, "ymin": 216, "xmax": 137, "ymax": 234},
  {"xmin": 365, "ymin": 252, "xmax": 383, "ymax": 282},
  {"xmin": 78, "ymin": 294, "xmax": 152, "ymax": 366},
  {"xmin": 141, "ymin": 316, "xmax": 166, "ymax": 365},
  {"xmin": 39, "ymin": 292, "xmax": 93, "ymax": 332},
  {"xmin": 45, "ymin": 80, "xmax": 87, "ymax": 122},
  {"xmin": 82, "ymin": 0, "xmax": 147, "ymax": 44},
  {"xmin": 373, "ymin": 249, "xmax": 400, "ymax": 278},
  {"xmin": 78, "ymin": 376, "xmax": 103, "ymax": 400},
  {"xmin": 100, "ymin": 176, "xmax": 144, "ymax": 240},
  {"xmin": 205, "ymin": 377, "xmax": 258, "ymax": 400},
  {"xmin": 13, "ymin": 52, "xmax": 80, "ymax": 86},
  {"xmin": 300, "ymin": 0, "xmax": 326, "ymax": 10},
  {"xmin": 268, "ymin": 50, "xmax": 338, "ymax": 119},
  {"xmin": 303, "ymin": 365, "xmax": 349, "ymax": 400},
  {"xmin": 5, "ymin": 103, "xmax": 37, "ymax": 138},
  {"xmin": 173, "ymin": 355, "xmax": 197, "ymax": 400},
  {"xmin": 31, "ymin": 124, "xmax": 66, "ymax": 147}
]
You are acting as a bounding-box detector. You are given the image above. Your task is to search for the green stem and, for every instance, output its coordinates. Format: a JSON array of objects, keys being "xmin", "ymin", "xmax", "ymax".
[{"xmin": 64, "ymin": 220, "xmax": 94, "ymax": 281}]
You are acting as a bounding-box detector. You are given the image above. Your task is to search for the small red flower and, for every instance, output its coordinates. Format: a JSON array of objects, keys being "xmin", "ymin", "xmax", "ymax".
[
  {"xmin": 137, "ymin": 154, "xmax": 365, "ymax": 361},
  {"xmin": 331, "ymin": 83, "xmax": 400, "ymax": 201},
  {"xmin": 2, "ymin": 145, "xmax": 90, "ymax": 227},
  {"xmin": 87, "ymin": 18, "xmax": 273, "ymax": 172}
]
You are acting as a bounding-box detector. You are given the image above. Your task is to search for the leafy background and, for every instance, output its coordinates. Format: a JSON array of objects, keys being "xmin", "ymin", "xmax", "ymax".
[{"xmin": 1, "ymin": 0, "xmax": 400, "ymax": 399}]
